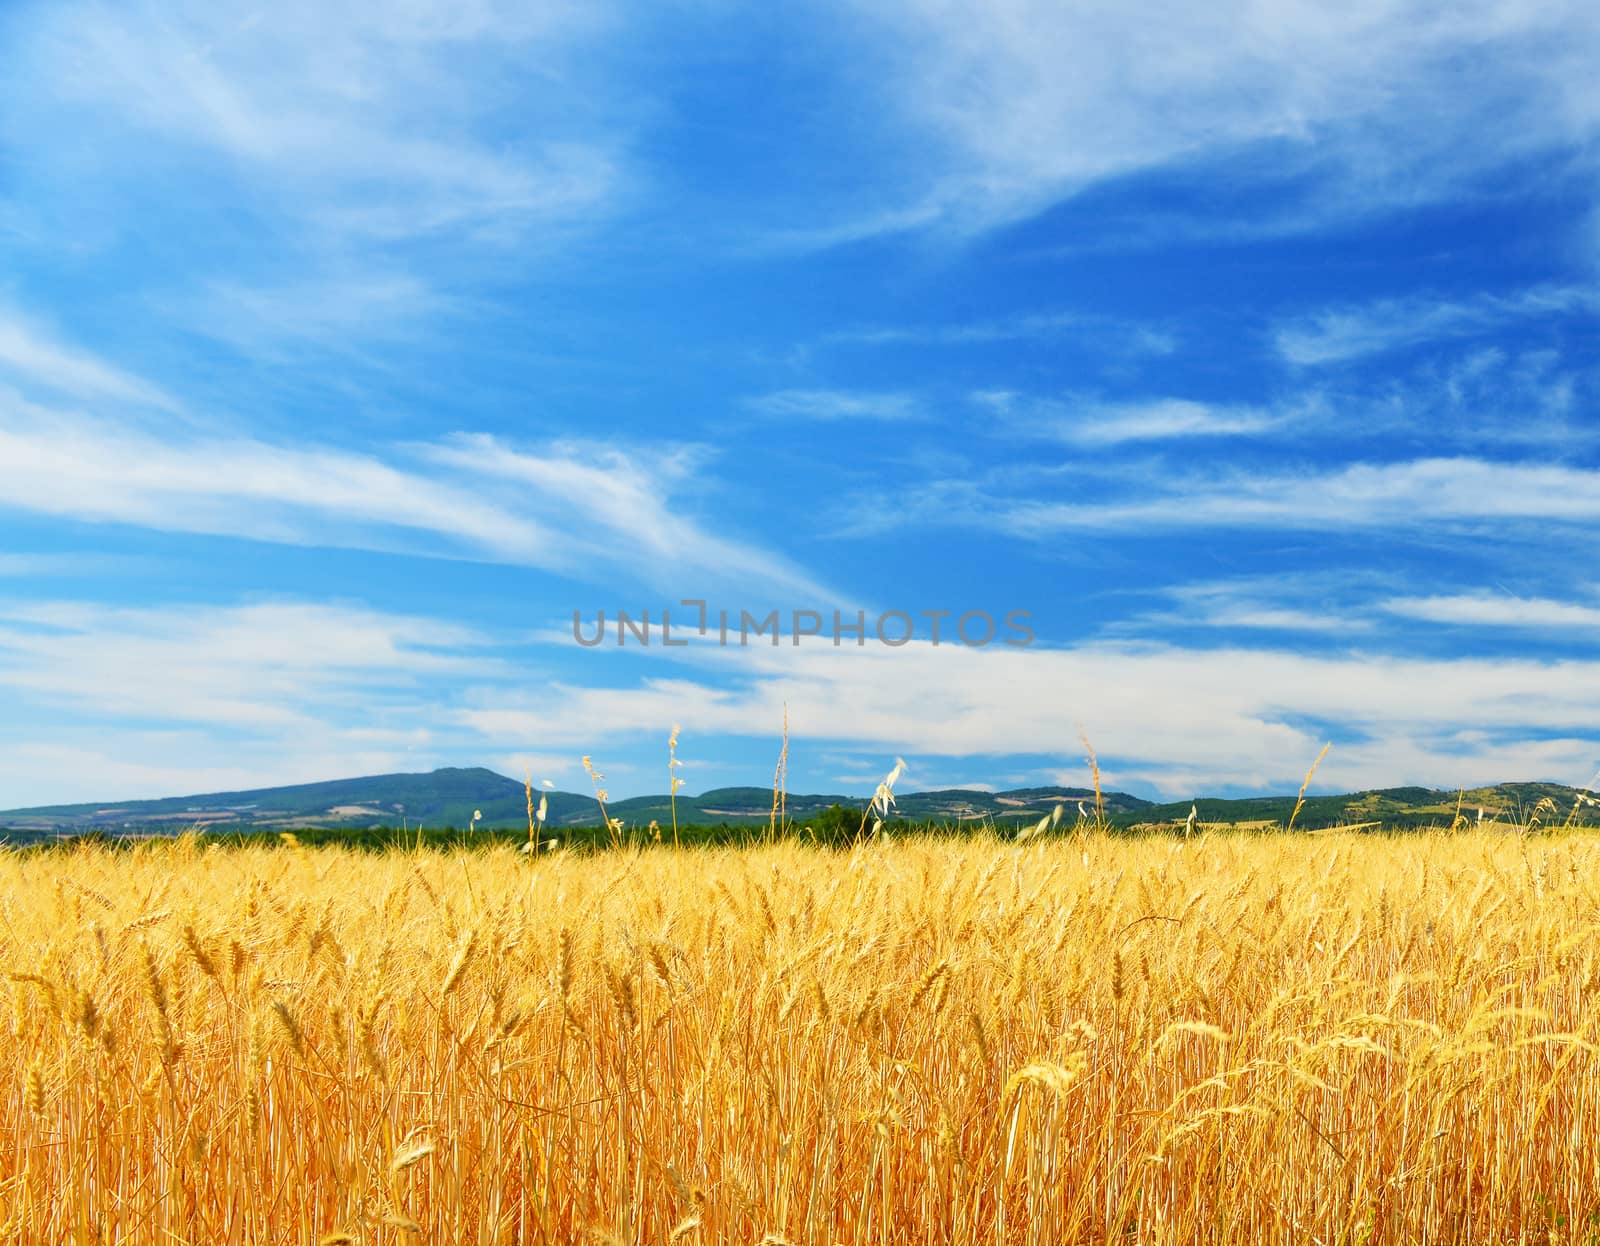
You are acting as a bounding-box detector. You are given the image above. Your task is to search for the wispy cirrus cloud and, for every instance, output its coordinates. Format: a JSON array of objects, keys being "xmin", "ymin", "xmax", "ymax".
[
  {"xmin": 953, "ymin": 457, "xmax": 1600, "ymax": 537},
  {"xmin": 0, "ymin": 404, "xmax": 831, "ymax": 600},
  {"xmin": 742, "ymin": 388, "xmax": 921, "ymax": 422},
  {"xmin": 974, "ymin": 392, "xmax": 1280, "ymax": 445},
  {"xmin": 9, "ymin": 0, "xmax": 628, "ymax": 246},
  {"xmin": 1382, "ymin": 593, "xmax": 1600, "ymax": 630},
  {"xmin": 0, "ymin": 406, "xmax": 553, "ymax": 561},
  {"xmin": 173, "ymin": 273, "xmax": 457, "ymax": 361},
  {"xmin": 823, "ymin": 310, "xmax": 1177, "ymax": 356},
  {"xmin": 1117, "ymin": 576, "xmax": 1600, "ymax": 644},
  {"xmin": 0, "ymin": 552, "xmax": 151, "ymax": 578},
  {"xmin": 1151, "ymin": 583, "xmax": 1373, "ymax": 633},
  {"xmin": 0, "ymin": 304, "xmax": 178, "ymax": 409},
  {"xmin": 0, "ymin": 0, "xmax": 640, "ymax": 387},
  {"xmin": 0, "ymin": 301, "xmax": 834, "ymax": 600},
  {"xmin": 1275, "ymin": 285, "xmax": 1600, "ymax": 366},
  {"xmin": 819, "ymin": 0, "xmax": 1600, "ymax": 240},
  {"xmin": 417, "ymin": 432, "xmax": 835, "ymax": 598}
]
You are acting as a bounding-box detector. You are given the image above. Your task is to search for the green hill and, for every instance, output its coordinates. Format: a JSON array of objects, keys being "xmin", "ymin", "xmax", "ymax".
[
  {"xmin": 0, "ymin": 768, "xmax": 1148, "ymax": 837},
  {"xmin": 0, "ymin": 767, "xmax": 1591, "ymax": 842}
]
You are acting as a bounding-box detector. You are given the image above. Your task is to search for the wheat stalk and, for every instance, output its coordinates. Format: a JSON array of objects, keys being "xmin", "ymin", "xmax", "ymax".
[{"xmin": 1287, "ymin": 742, "xmax": 1331, "ymax": 833}]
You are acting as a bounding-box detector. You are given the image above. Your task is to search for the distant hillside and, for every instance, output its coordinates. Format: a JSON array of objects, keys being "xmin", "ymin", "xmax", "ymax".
[
  {"xmin": 0, "ymin": 768, "xmax": 538, "ymax": 835},
  {"xmin": 0, "ymin": 767, "xmax": 1591, "ymax": 842},
  {"xmin": 0, "ymin": 767, "xmax": 1147, "ymax": 838},
  {"xmin": 1132, "ymin": 781, "xmax": 1593, "ymax": 831}
]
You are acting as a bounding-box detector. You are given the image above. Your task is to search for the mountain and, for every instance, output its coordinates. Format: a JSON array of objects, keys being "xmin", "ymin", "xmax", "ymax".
[
  {"xmin": 0, "ymin": 767, "xmax": 1590, "ymax": 840},
  {"xmin": 0, "ymin": 767, "xmax": 535, "ymax": 835},
  {"xmin": 0, "ymin": 766, "xmax": 1147, "ymax": 836}
]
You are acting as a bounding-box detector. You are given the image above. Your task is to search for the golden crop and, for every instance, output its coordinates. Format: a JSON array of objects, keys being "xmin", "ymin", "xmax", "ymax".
[{"xmin": 4, "ymin": 829, "xmax": 1600, "ymax": 1244}]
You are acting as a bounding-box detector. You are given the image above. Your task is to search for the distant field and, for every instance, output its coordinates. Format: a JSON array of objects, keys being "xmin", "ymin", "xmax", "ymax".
[{"xmin": 5, "ymin": 830, "xmax": 1600, "ymax": 1243}]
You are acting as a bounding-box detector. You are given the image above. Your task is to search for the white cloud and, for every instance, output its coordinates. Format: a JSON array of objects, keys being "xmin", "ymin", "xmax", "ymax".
[
  {"xmin": 1105, "ymin": 572, "xmax": 1433, "ymax": 640},
  {"xmin": 0, "ymin": 405, "xmax": 830, "ymax": 600},
  {"xmin": 0, "ymin": 596, "xmax": 524, "ymax": 806},
  {"xmin": 6, "ymin": 595, "xmax": 1597, "ymax": 805},
  {"xmin": 0, "ymin": 597, "xmax": 504, "ymax": 805},
  {"xmin": 0, "ymin": 598, "xmax": 493, "ymax": 730},
  {"xmin": 13, "ymin": 0, "xmax": 625, "ymax": 244},
  {"xmin": 455, "ymin": 634, "xmax": 1600, "ymax": 796},
  {"xmin": 975, "ymin": 393, "xmax": 1280, "ymax": 445},
  {"xmin": 826, "ymin": 0, "xmax": 1600, "ymax": 238},
  {"xmin": 1124, "ymin": 574, "xmax": 1392, "ymax": 635},
  {"xmin": 0, "ymin": 552, "xmax": 148, "ymax": 577},
  {"xmin": 975, "ymin": 346, "xmax": 1592, "ymax": 457},
  {"xmin": 0, "ymin": 407, "xmax": 556, "ymax": 563},
  {"xmin": 994, "ymin": 457, "xmax": 1600, "ymax": 535},
  {"xmin": 176, "ymin": 273, "xmax": 455, "ymax": 358},
  {"xmin": 0, "ymin": 2, "xmax": 646, "ymax": 400},
  {"xmin": 416, "ymin": 433, "xmax": 834, "ymax": 599},
  {"xmin": 1413, "ymin": 347, "xmax": 1588, "ymax": 445},
  {"xmin": 743, "ymin": 389, "xmax": 920, "ymax": 422},
  {"xmin": 843, "ymin": 454, "xmax": 1600, "ymax": 543},
  {"xmin": 824, "ymin": 311, "xmax": 1177, "ymax": 356},
  {"xmin": 1181, "ymin": 605, "xmax": 1366, "ymax": 632},
  {"xmin": 488, "ymin": 752, "xmax": 580, "ymax": 785},
  {"xmin": 1382, "ymin": 593, "xmax": 1600, "ymax": 629},
  {"xmin": 1276, "ymin": 286, "xmax": 1600, "ymax": 366},
  {"xmin": 0, "ymin": 306, "xmax": 177, "ymax": 409}
]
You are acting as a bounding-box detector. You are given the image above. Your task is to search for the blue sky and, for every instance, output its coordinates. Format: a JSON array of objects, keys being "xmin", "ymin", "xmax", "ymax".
[{"xmin": 2, "ymin": 0, "xmax": 1599, "ymax": 806}]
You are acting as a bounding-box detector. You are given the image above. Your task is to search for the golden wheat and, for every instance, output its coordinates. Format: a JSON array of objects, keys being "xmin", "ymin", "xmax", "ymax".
[{"xmin": 3, "ymin": 830, "xmax": 1600, "ymax": 1241}]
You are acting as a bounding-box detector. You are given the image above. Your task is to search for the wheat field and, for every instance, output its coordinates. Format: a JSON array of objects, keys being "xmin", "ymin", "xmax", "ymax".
[{"xmin": 4, "ymin": 829, "xmax": 1600, "ymax": 1244}]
